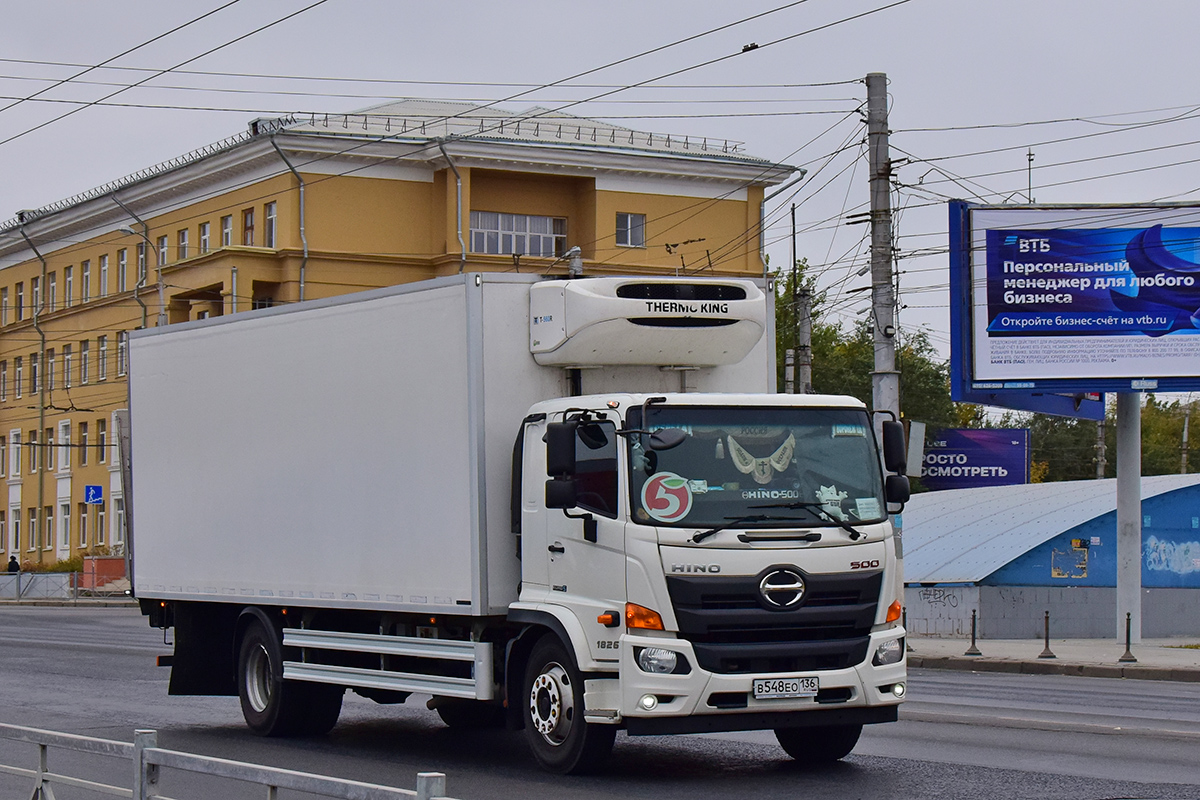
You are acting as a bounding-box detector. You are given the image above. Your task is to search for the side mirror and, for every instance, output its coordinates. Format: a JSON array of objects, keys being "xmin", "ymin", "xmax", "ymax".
[
  {"xmin": 885, "ymin": 474, "xmax": 910, "ymax": 505},
  {"xmin": 545, "ymin": 421, "xmax": 577, "ymax": 477},
  {"xmin": 881, "ymin": 421, "xmax": 907, "ymax": 474},
  {"xmin": 545, "ymin": 477, "xmax": 578, "ymax": 510}
]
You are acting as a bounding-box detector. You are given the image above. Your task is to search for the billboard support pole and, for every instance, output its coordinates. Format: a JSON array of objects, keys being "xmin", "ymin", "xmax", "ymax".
[
  {"xmin": 867, "ymin": 72, "xmax": 899, "ymax": 427},
  {"xmin": 1115, "ymin": 392, "xmax": 1142, "ymax": 643}
]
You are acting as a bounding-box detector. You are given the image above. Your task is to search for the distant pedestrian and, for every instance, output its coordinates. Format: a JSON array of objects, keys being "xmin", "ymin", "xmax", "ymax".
[{"xmin": 6, "ymin": 555, "xmax": 18, "ymax": 573}]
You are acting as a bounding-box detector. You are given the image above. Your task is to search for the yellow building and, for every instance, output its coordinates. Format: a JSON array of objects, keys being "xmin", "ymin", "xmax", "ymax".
[{"xmin": 0, "ymin": 100, "xmax": 794, "ymax": 567}]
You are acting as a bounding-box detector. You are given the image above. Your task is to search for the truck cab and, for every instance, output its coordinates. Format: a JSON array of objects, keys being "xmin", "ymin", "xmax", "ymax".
[{"xmin": 510, "ymin": 392, "xmax": 909, "ymax": 771}]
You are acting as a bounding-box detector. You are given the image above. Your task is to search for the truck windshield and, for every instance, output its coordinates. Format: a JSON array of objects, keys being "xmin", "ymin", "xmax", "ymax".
[{"xmin": 626, "ymin": 405, "xmax": 886, "ymax": 529}]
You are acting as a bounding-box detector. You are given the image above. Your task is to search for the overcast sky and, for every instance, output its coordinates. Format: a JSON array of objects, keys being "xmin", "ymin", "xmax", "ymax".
[{"xmin": 2, "ymin": 0, "xmax": 1198, "ymax": 360}]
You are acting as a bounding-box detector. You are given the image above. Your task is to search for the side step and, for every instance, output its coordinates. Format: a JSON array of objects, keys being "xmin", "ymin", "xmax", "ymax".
[{"xmin": 281, "ymin": 628, "xmax": 494, "ymax": 700}]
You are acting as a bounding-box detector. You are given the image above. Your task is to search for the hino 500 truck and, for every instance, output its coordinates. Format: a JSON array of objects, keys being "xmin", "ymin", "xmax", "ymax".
[{"xmin": 128, "ymin": 272, "xmax": 909, "ymax": 774}]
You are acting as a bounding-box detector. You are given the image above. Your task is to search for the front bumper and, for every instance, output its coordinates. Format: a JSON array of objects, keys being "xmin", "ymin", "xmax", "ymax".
[{"xmin": 582, "ymin": 628, "xmax": 906, "ymax": 733}]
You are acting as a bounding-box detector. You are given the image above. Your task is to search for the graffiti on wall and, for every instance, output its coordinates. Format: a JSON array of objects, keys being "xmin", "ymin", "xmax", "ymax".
[
  {"xmin": 1145, "ymin": 536, "xmax": 1200, "ymax": 575},
  {"xmin": 917, "ymin": 587, "xmax": 960, "ymax": 608}
]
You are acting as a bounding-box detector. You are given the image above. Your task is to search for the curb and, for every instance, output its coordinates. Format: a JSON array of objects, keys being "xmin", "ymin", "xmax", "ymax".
[
  {"xmin": 0, "ymin": 599, "xmax": 138, "ymax": 608},
  {"xmin": 908, "ymin": 654, "xmax": 1200, "ymax": 683}
]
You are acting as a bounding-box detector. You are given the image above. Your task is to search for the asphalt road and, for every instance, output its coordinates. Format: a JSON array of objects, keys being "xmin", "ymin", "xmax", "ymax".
[{"xmin": 1, "ymin": 606, "xmax": 1197, "ymax": 799}]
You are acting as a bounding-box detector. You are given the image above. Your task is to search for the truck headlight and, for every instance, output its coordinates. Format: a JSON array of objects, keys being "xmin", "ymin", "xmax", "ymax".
[
  {"xmin": 872, "ymin": 638, "xmax": 904, "ymax": 666},
  {"xmin": 635, "ymin": 647, "xmax": 680, "ymax": 674}
]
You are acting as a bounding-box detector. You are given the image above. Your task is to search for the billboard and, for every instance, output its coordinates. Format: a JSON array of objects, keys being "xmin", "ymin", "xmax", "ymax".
[
  {"xmin": 920, "ymin": 428, "xmax": 1029, "ymax": 491},
  {"xmin": 950, "ymin": 202, "xmax": 1200, "ymax": 398}
]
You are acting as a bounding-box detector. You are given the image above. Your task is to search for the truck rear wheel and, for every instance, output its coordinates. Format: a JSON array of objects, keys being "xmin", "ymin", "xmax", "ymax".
[
  {"xmin": 522, "ymin": 635, "xmax": 615, "ymax": 774},
  {"xmin": 774, "ymin": 723, "xmax": 862, "ymax": 764},
  {"xmin": 237, "ymin": 618, "xmax": 343, "ymax": 737}
]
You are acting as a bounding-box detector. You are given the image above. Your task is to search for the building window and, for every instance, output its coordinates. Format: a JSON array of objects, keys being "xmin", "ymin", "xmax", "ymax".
[
  {"xmin": 64, "ymin": 267, "xmax": 73, "ymax": 308},
  {"xmin": 0, "ymin": 361, "xmax": 6, "ymax": 401},
  {"xmin": 157, "ymin": 235, "xmax": 168, "ymax": 267},
  {"xmin": 97, "ymin": 335, "xmax": 108, "ymax": 382},
  {"xmin": 264, "ymin": 202, "xmax": 277, "ymax": 248},
  {"xmin": 28, "ymin": 430, "xmax": 37, "ymax": 473},
  {"xmin": 97, "ymin": 419, "xmax": 107, "ymax": 464},
  {"xmin": 31, "ymin": 277, "xmax": 40, "ymax": 316},
  {"xmin": 63, "ymin": 345, "xmax": 72, "ymax": 389},
  {"xmin": 29, "ymin": 353, "xmax": 38, "ymax": 396},
  {"xmin": 199, "ymin": 222, "xmax": 210, "ymax": 254},
  {"xmin": 9, "ymin": 432, "xmax": 20, "ymax": 478},
  {"xmin": 117, "ymin": 249, "xmax": 127, "ymax": 292},
  {"xmin": 44, "ymin": 427, "xmax": 53, "ymax": 472},
  {"xmin": 81, "ymin": 263, "xmax": 90, "ymax": 304},
  {"xmin": 242, "ymin": 208, "xmax": 255, "ymax": 246},
  {"xmin": 57, "ymin": 421, "xmax": 70, "ymax": 473},
  {"xmin": 136, "ymin": 244, "xmax": 146, "ymax": 284},
  {"xmin": 27, "ymin": 509, "xmax": 37, "ymax": 551},
  {"xmin": 96, "ymin": 502, "xmax": 106, "ymax": 545},
  {"xmin": 98, "ymin": 255, "xmax": 109, "ymax": 298},
  {"xmin": 15, "ymin": 282, "xmax": 23, "ymax": 320},
  {"xmin": 616, "ymin": 213, "xmax": 646, "ymax": 247},
  {"xmin": 43, "ymin": 506, "xmax": 53, "ymax": 551},
  {"xmin": 46, "ymin": 349, "xmax": 54, "ymax": 392},
  {"xmin": 117, "ymin": 332, "xmax": 127, "ymax": 376},
  {"xmin": 469, "ymin": 211, "xmax": 566, "ymax": 257},
  {"xmin": 178, "ymin": 229, "xmax": 189, "ymax": 260},
  {"xmin": 1, "ymin": 287, "xmax": 7, "ymax": 324},
  {"xmin": 59, "ymin": 504, "xmax": 70, "ymax": 552},
  {"xmin": 13, "ymin": 357, "xmax": 21, "ymax": 399},
  {"xmin": 80, "ymin": 341, "xmax": 89, "ymax": 385},
  {"xmin": 79, "ymin": 422, "xmax": 88, "ymax": 467},
  {"xmin": 0, "ymin": 436, "xmax": 5, "ymax": 478},
  {"xmin": 48, "ymin": 272, "xmax": 57, "ymax": 312},
  {"xmin": 0, "ymin": 512, "xmax": 5, "ymax": 553},
  {"xmin": 221, "ymin": 215, "xmax": 233, "ymax": 247}
]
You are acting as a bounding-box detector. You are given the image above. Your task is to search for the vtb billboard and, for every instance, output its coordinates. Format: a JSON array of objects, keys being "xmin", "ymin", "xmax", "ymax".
[{"xmin": 950, "ymin": 202, "xmax": 1200, "ymax": 402}]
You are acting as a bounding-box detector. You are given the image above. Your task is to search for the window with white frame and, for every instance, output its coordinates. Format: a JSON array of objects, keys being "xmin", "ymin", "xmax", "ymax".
[
  {"xmin": 31, "ymin": 277, "xmax": 40, "ymax": 315},
  {"xmin": 97, "ymin": 419, "xmax": 106, "ymax": 464},
  {"xmin": 27, "ymin": 509, "xmax": 36, "ymax": 551},
  {"xmin": 8, "ymin": 507, "xmax": 16, "ymax": 554},
  {"xmin": 178, "ymin": 229, "xmax": 189, "ymax": 260},
  {"xmin": 0, "ymin": 360, "xmax": 6, "ymax": 401},
  {"xmin": 157, "ymin": 236, "xmax": 168, "ymax": 266},
  {"xmin": 117, "ymin": 249, "xmax": 127, "ymax": 292},
  {"xmin": 81, "ymin": 263, "xmax": 90, "ymax": 304},
  {"xmin": 80, "ymin": 341, "xmax": 89, "ymax": 385},
  {"xmin": 113, "ymin": 498, "xmax": 125, "ymax": 545},
  {"xmin": 98, "ymin": 255, "xmax": 108, "ymax": 298},
  {"xmin": 48, "ymin": 272, "xmax": 57, "ymax": 312},
  {"xmin": 78, "ymin": 502, "xmax": 87, "ymax": 547},
  {"xmin": 265, "ymin": 202, "xmax": 277, "ymax": 248},
  {"xmin": 616, "ymin": 212, "xmax": 646, "ymax": 247},
  {"xmin": 63, "ymin": 345, "xmax": 71, "ymax": 389},
  {"xmin": 0, "ymin": 512, "xmax": 5, "ymax": 554},
  {"xmin": 13, "ymin": 357, "xmax": 21, "ymax": 398},
  {"xmin": 28, "ymin": 429, "xmax": 37, "ymax": 473},
  {"xmin": 221, "ymin": 215, "xmax": 233, "ymax": 247},
  {"xmin": 1, "ymin": 287, "xmax": 7, "ymax": 324},
  {"xmin": 15, "ymin": 282, "xmax": 23, "ymax": 320},
  {"xmin": 117, "ymin": 332, "xmax": 127, "ymax": 376},
  {"xmin": 46, "ymin": 349, "xmax": 54, "ymax": 392},
  {"xmin": 9, "ymin": 431, "xmax": 19, "ymax": 477},
  {"xmin": 43, "ymin": 427, "xmax": 52, "ymax": 472},
  {"xmin": 97, "ymin": 502, "xmax": 106, "ymax": 545},
  {"xmin": 43, "ymin": 506, "xmax": 52, "ymax": 551},
  {"xmin": 57, "ymin": 421, "xmax": 70, "ymax": 473},
  {"xmin": 29, "ymin": 353, "xmax": 38, "ymax": 396},
  {"xmin": 59, "ymin": 503, "xmax": 70, "ymax": 552},
  {"xmin": 79, "ymin": 421, "xmax": 88, "ymax": 467},
  {"xmin": 469, "ymin": 211, "xmax": 566, "ymax": 257},
  {"xmin": 136, "ymin": 243, "xmax": 146, "ymax": 283},
  {"xmin": 64, "ymin": 267, "xmax": 73, "ymax": 308},
  {"xmin": 0, "ymin": 436, "xmax": 5, "ymax": 477},
  {"xmin": 199, "ymin": 222, "xmax": 210, "ymax": 254},
  {"xmin": 97, "ymin": 336, "xmax": 108, "ymax": 381}
]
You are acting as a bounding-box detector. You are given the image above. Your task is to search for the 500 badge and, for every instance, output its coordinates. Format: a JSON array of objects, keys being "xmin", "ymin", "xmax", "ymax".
[{"xmin": 641, "ymin": 472, "xmax": 694, "ymax": 523}]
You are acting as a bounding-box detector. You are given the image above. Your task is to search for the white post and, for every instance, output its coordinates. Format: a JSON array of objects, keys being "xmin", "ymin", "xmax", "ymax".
[{"xmin": 1115, "ymin": 392, "xmax": 1142, "ymax": 643}]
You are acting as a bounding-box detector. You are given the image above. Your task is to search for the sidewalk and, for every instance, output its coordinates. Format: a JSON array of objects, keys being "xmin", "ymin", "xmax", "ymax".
[{"xmin": 908, "ymin": 634, "xmax": 1200, "ymax": 682}]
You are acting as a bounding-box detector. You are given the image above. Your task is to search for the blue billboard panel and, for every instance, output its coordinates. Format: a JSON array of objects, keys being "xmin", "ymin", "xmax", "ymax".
[
  {"xmin": 920, "ymin": 428, "xmax": 1029, "ymax": 491},
  {"xmin": 949, "ymin": 202, "xmax": 1200, "ymax": 397}
]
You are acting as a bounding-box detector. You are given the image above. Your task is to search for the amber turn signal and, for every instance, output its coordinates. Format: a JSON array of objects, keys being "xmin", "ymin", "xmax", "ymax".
[
  {"xmin": 597, "ymin": 611, "xmax": 621, "ymax": 628},
  {"xmin": 625, "ymin": 603, "xmax": 665, "ymax": 630},
  {"xmin": 886, "ymin": 600, "xmax": 902, "ymax": 623}
]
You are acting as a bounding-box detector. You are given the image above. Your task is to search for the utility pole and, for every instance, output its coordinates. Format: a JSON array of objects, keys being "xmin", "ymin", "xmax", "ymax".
[
  {"xmin": 789, "ymin": 203, "xmax": 813, "ymax": 394},
  {"xmin": 867, "ymin": 73, "xmax": 899, "ymax": 424}
]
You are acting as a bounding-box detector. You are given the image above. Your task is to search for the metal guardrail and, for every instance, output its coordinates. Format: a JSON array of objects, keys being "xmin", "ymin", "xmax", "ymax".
[
  {"xmin": 0, "ymin": 572, "xmax": 77, "ymax": 601},
  {"xmin": 0, "ymin": 723, "xmax": 456, "ymax": 800}
]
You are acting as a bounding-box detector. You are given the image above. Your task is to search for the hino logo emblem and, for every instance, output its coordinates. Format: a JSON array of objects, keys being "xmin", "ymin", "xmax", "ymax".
[
  {"xmin": 759, "ymin": 568, "xmax": 805, "ymax": 608},
  {"xmin": 671, "ymin": 564, "xmax": 721, "ymax": 574}
]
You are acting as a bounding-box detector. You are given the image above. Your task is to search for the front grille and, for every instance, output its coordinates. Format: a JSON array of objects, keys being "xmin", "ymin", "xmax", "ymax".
[{"xmin": 666, "ymin": 570, "xmax": 882, "ymax": 674}]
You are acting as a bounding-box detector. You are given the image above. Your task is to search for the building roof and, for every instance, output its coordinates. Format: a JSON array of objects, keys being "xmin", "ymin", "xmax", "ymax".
[{"xmin": 902, "ymin": 473, "xmax": 1200, "ymax": 584}]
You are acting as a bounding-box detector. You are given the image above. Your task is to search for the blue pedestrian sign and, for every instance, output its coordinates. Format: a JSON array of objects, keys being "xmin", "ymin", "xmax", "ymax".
[{"xmin": 84, "ymin": 485, "xmax": 104, "ymax": 505}]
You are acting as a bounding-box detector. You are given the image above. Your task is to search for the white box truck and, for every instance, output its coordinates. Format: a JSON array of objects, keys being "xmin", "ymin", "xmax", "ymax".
[{"xmin": 127, "ymin": 272, "xmax": 910, "ymax": 774}]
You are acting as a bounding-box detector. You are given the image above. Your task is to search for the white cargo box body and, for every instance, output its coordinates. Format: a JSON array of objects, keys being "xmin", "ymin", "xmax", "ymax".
[{"xmin": 129, "ymin": 273, "xmax": 773, "ymax": 616}]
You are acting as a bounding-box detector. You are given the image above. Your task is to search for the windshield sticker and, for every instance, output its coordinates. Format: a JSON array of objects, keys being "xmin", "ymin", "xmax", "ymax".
[
  {"xmin": 641, "ymin": 472, "xmax": 694, "ymax": 523},
  {"xmin": 855, "ymin": 497, "xmax": 881, "ymax": 519},
  {"xmin": 832, "ymin": 424, "xmax": 867, "ymax": 437}
]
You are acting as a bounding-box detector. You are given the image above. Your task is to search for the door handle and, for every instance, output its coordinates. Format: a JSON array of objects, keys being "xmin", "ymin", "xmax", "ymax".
[{"xmin": 548, "ymin": 542, "xmax": 565, "ymax": 554}]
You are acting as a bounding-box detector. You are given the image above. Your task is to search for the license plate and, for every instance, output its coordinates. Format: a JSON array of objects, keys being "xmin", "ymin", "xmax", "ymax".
[{"xmin": 753, "ymin": 677, "xmax": 818, "ymax": 699}]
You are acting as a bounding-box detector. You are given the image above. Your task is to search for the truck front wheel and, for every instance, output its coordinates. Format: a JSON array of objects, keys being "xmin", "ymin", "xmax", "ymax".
[
  {"xmin": 522, "ymin": 635, "xmax": 615, "ymax": 774},
  {"xmin": 774, "ymin": 723, "xmax": 862, "ymax": 764},
  {"xmin": 237, "ymin": 618, "xmax": 343, "ymax": 737}
]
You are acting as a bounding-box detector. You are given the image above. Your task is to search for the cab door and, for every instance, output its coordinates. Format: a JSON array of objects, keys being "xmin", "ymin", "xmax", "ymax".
[{"xmin": 544, "ymin": 420, "xmax": 627, "ymax": 664}]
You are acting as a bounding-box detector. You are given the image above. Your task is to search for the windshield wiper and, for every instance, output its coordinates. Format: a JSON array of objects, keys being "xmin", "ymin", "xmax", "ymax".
[
  {"xmin": 749, "ymin": 501, "xmax": 867, "ymax": 541},
  {"xmin": 692, "ymin": 514, "xmax": 808, "ymax": 544}
]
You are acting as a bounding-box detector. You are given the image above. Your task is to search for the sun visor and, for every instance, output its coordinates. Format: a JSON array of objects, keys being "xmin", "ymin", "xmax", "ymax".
[{"xmin": 530, "ymin": 277, "xmax": 766, "ymax": 367}]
